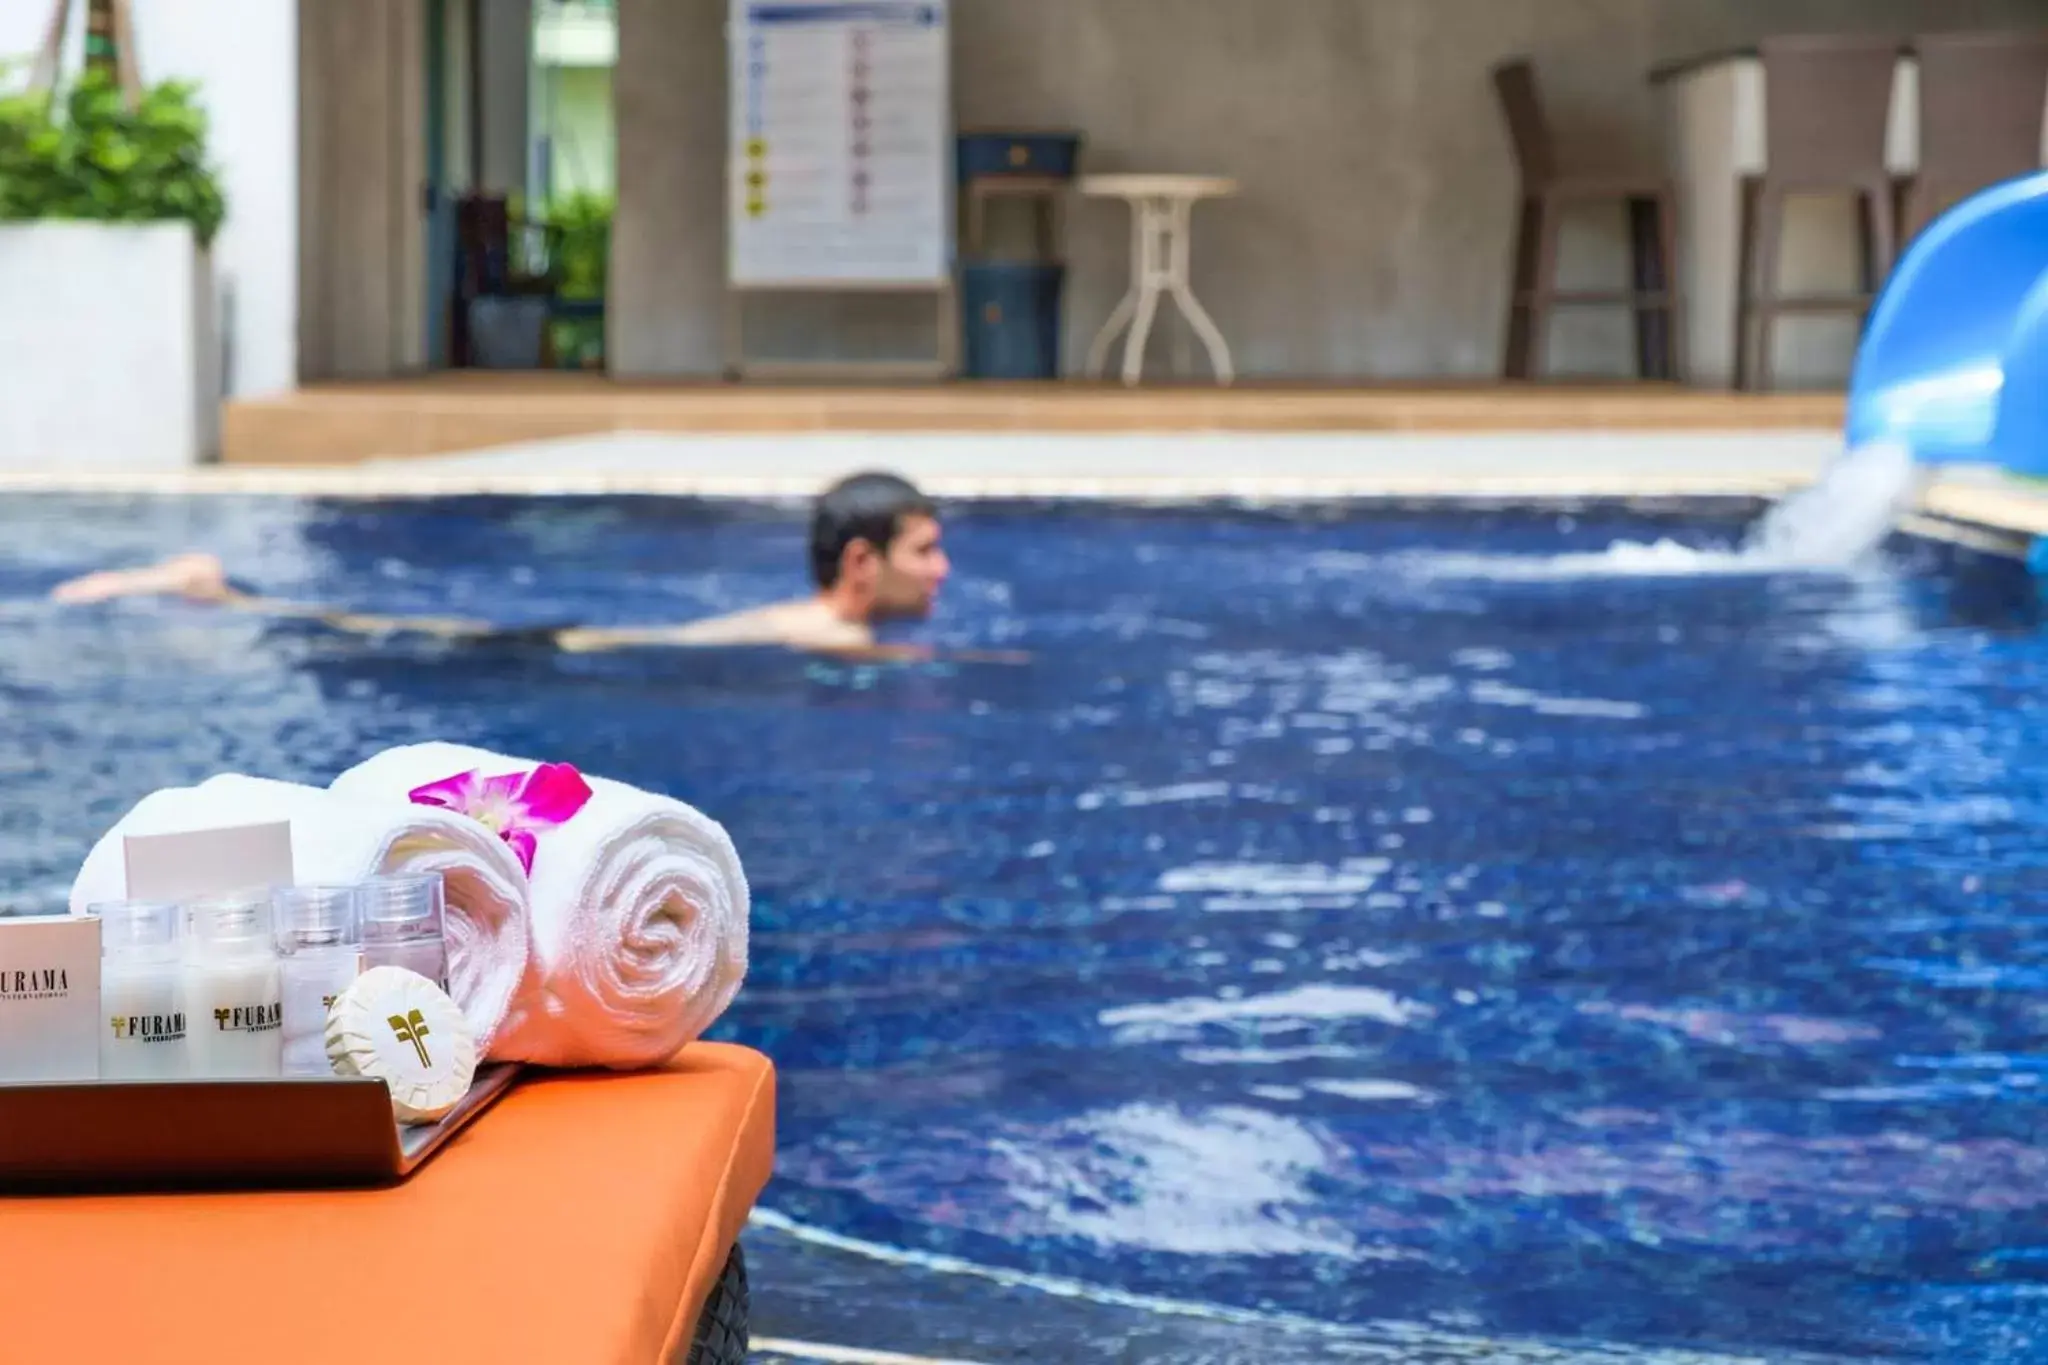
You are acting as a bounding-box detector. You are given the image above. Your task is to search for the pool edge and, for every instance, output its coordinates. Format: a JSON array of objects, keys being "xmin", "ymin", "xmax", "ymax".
[{"xmin": 6, "ymin": 448, "xmax": 2048, "ymax": 567}]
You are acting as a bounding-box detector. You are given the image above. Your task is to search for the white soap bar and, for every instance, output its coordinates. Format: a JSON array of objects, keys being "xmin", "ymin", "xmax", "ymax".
[{"xmin": 324, "ymin": 966, "xmax": 477, "ymax": 1124}]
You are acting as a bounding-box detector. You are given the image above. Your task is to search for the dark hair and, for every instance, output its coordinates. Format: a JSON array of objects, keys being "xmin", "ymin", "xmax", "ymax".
[{"xmin": 809, "ymin": 471, "xmax": 937, "ymax": 588}]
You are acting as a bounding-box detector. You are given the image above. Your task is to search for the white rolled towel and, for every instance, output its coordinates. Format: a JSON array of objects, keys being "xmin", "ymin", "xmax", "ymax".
[
  {"xmin": 69, "ymin": 774, "xmax": 531, "ymax": 1054},
  {"xmin": 331, "ymin": 742, "xmax": 750, "ymax": 1070}
]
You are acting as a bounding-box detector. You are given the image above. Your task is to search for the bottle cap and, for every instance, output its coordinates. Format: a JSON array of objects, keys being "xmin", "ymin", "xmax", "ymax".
[
  {"xmin": 326, "ymin": 965, "xmax": 477, "ymax": 1123},
  {"xmin": 91, "ymin": 900, "xmax": 181, "ymax": 958},
  {"xmin": 358, "ymin": 874, "xmax": 446, "ymax": 944},
  {"xmin": 185, "ymin": 891, "xmax": 275, "ymax": 958},
  {"xmin": 273, "ymin": 884, "xmax": 362, "ymax": 952}
]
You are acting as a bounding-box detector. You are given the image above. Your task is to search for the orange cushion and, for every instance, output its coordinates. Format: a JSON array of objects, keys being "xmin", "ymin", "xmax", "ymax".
[{"xmin": 0, "ymin": 1043, "xmax": 776, "ymax": 1365}]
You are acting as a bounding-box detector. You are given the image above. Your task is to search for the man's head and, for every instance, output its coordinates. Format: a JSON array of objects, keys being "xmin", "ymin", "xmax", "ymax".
[{"xmin": 810, "ymin": 471, "xmax": 948, "ymax": 621}]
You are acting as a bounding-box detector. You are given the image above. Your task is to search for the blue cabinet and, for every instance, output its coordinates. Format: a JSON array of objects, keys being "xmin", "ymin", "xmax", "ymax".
[
  {"xmin": 956, "ymin": 131, "xmax": 1083, "ymax": 380},
  {"xmin": 961, "ymin": 262, "xmax": 1067, "ymax": 380}
]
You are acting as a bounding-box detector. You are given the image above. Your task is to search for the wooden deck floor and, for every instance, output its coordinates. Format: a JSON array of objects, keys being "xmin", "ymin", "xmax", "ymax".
[{"xmin": 220, "ymin": 375, "xmax": 1846, "ymax": 466}]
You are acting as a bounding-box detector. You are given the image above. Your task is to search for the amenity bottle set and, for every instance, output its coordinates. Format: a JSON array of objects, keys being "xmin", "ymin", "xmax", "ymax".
[{"xmin": 93, "ymin": 873, "xmax": 447, "ymax": 1081}]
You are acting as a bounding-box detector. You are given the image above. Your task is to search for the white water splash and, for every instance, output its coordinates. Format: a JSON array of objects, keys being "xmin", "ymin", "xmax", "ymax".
[
  {"xmin": 1401, "ymin": 442, "xmax": 1923, "ymax": 581},
  {"xmin": 1738, "ymin": 440, "xmax": 1921, "ymax": 567}
]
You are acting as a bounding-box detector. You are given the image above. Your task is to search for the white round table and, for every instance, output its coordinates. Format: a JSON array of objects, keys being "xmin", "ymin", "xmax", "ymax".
[{"xmin": 1080, "ymin": 174, "xmax": 1239, "ymax": 386}]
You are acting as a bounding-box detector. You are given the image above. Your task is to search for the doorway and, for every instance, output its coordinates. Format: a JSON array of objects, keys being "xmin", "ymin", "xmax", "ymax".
[{"xmin": 423, "ymin": 0, "xmax": 616, "ymax": 373}]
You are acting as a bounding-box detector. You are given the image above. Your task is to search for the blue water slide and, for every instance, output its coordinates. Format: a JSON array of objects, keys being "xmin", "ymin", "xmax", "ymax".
[{"xmin": 1846, "ymin": 170, "xmax": 2048, "ymax": 473}]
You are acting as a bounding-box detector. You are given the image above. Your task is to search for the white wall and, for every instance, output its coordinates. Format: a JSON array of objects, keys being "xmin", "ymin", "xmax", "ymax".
[
  {"xmin": 141, "ymin": 1, "xmax": 298, "ymax": 399},
  {"xmin": 0, "ymin": 223, "xmax": 216, "ymax": 467},
  {"xmin": 0, "ymin": 9, "xmax": 54, "ymax": 81},
  {"xmin": 0, "ymin": 1, "xmax": 299, "ymax": 400}
]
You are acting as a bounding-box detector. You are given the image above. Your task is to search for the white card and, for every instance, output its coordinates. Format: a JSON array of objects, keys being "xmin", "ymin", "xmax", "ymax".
[{"xmin": 122, "ymin": 821, "xmax": 296, "ymax": 903}]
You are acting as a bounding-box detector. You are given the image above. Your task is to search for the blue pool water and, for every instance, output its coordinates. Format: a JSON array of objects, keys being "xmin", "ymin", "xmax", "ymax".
[{"xmin": 4, "ymin": 492, "xmax": 2048, "ymax": 1362}]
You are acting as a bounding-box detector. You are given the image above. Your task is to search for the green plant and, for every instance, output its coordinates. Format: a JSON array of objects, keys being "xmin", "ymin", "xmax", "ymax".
[
  {"xmin": 0, "ymin": 68, "xmax": 226, "ymax": 245},
  {"xmin": 547, "ymin": 189, "xmax": 612, "ymax": 301}
]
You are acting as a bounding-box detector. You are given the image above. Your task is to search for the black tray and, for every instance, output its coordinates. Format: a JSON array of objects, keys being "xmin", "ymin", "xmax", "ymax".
[{"xmin": 0, "ymin": 1063, "xmax": 522, "ymax": 1193}]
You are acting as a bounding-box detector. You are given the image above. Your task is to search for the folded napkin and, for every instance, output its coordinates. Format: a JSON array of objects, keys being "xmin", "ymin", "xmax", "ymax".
[
  {"xmin": 331, "ymin": 743, "xmax": 750, "ymax": 1069},
  {"xmin": 70, "ymin": 773, "xmax": 531, "ymax": 1054}
]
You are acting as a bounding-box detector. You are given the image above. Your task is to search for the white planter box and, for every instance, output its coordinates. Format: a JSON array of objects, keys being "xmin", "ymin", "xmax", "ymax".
[{"xmin": 0, "ymin": 222, "xmax": 221, "ymax": 469}]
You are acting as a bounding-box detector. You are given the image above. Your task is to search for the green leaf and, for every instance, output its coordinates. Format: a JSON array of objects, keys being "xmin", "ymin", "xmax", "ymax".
[{"xmin": 0, "ymin": 69, "xmax": 227, "ymax": 245}]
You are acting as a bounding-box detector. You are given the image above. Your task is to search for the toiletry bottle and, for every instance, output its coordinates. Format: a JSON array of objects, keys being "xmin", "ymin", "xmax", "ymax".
[
  {"xmin": 184, "ymin": 892, "xmax": 284, "ymax": 1079},
  {"xmin": 93, "ymin": 900, "xmax": 187, "ymax": 1081},
  {"xmin": 274, "ymin": 884, "xmax": 363, "ymax": 1077},
  {"xmin": 358, "ymin": 874, "xmax": 450, "ymax": 996}
]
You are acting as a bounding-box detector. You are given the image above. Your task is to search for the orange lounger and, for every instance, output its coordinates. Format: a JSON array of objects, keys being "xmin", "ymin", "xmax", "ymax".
[{"xmin": 0, "ymin": 1043, "xmax": 776, "ymax": 1365}]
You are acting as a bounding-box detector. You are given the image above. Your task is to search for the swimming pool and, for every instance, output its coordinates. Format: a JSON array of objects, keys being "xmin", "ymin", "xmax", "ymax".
[{"xmin": 4, "ymin": 491, "xmax": 2046, "ymax": 1363}]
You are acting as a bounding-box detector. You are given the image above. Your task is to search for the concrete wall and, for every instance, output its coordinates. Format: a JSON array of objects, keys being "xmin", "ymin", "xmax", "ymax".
[
  {"xmin": 478, "ymin": 0, "xmax": 533, "ymax": 195},
  {"xmin": 610, "ymin": 0, "xmax": 2048, "ymax": 382},
  {"xmin": 298, "ymin": 0, "xmax": 426, "ymax": 381},
  {"xmin": 611, "ymin": 0, "xmax": 726, "ymax": 377},
  {"xmin": 0, "ymin": 0, "xmax": 298, "ymax": 400}
]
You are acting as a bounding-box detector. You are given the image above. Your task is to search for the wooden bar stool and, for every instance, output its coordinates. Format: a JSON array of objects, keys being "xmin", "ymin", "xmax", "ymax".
[
  {"xmin": 1735, "ymin": 34, "xmax": 1900, "ymax": 391},
  {"xmin": 1493, "ymin": 58, "xmax": 1681, "ymax": 381},
  {"xmin": 1903, "ymin": 30, "xmax": 2048, "ymax": 243}
]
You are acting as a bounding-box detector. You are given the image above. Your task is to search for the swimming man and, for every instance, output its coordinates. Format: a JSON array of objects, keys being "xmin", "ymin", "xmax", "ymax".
[{"xmin": 49, "ymin": 471, "xmax": 963, "ymax": 660}]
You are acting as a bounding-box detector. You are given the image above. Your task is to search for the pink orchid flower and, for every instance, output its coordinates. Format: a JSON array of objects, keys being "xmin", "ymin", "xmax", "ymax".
[{"xmin": 407, "ymin": 763, "xmax": 593, "ymax": 875}]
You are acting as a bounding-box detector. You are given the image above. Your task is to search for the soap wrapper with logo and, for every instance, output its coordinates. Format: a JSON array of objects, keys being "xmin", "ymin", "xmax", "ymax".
[
  {"xmin": 326, "ymin": 966, "xmax": 478, "ymax": 1124},
  {"xmin": 0, "ymin": 915, "xmax": 102, "ymax": 1082}
]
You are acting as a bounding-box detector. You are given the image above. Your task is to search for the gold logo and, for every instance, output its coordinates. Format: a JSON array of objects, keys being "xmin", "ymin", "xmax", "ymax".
[
  {"xmin": 388, "ymin": 1009, "xmax": 433, "ymax": 1068},
  {"xmin": 110, "ymin": 1015, "xmax": 127, "ymax": 1038}
]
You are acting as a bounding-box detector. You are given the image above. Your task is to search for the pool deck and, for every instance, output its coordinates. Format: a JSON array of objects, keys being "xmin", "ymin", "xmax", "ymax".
[{"xmin": 216, "ymin": 378, "xmax": 1850, "ymax": 464}]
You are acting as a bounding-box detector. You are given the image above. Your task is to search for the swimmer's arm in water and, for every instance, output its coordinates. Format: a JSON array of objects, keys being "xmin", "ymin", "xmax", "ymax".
[
  {"xmin": 554, "ymin": 624, "xmax": 926, "ymax": 658},
  {"xmin": 49, "ymin": 556, "xmax": 497, "ymax": 640},
  {"xmin": 554, "ymin": 617, "xmax": 1030, "ymax": 664},
  {"xmin": 558, "ymin": 632, "xmax": 1029, "ymax": 664},
  {"xmin": 303, "ymin": 607, "xmax": 501, "ymax": 639},
  {"xmin": 52, "ymin": 558, "xmax": 1028, "ymax": 659},
  {"xmin": 813, "ymin": 642, "xmax": 936, "ymax": 663},
  {"xmin": 213, "ymin": 596, "xmax": 494, "ymax": 638},
  {"xmin": 815, "ymin": 644, "xmax": 1033, "ymax": 664},
  {"xmin": 550, "ymin": 622, "xmax": 765, "ymax": 652}
]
